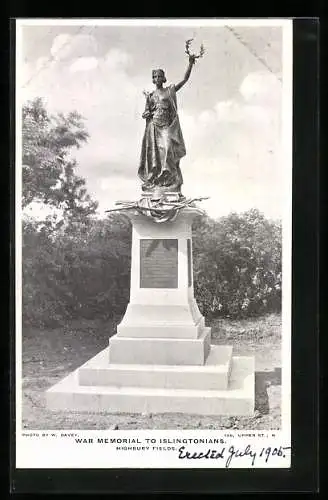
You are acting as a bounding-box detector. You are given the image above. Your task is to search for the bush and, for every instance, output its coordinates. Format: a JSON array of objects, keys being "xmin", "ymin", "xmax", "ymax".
[
  {"xmin": 192, "ymin": 209, "xmax": 282, "ymax": 318},
  {"xmin": 22, "ymin": 213, "xmax": 131, "ymax": 328}
]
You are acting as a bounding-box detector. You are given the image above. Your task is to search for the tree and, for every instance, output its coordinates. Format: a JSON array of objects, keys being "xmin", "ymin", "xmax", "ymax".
[
  {"xmin": 22, "ymin": 97, "xmax": 98, "ymax": 220},
  {"xmin": 192, "ymin": 209, "xmax": 282, "ymax": 318},
  {"xmin": 53, "ymin": 160, "xmax": 99, "ymax": 226},
  {"xmin": 22, "ymin": 213, "xmax": 132, "ymax": 327},
  {"xmin": 22, "ymin": 97, "xmax": 101, "ymax": 327}
]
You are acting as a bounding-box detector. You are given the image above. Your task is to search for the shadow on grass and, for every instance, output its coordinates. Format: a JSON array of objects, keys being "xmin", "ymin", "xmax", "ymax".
[{"xmin": 255, "ymin": 367, "xmax": 281, "ymax": 415}]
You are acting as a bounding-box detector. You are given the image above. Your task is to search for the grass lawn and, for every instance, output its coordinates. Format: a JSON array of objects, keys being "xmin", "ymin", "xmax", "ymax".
[{"xmin": 21, "ymin": 313, "xmax": 282, "ymax": 430}]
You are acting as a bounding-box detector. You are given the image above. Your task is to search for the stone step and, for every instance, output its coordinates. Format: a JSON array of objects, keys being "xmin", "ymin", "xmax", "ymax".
[
  {"xmin": 108, "ymin": 327, "xmax": 211, "ymax": 365},
  {"xmin": 78, "ymin": 345, "xmax": 233, "ymax": 390},
  {"xmin": 46, "ymin": 356, "xmax": 255, "ymax": 416},
  {"xmin": 117, "ymin": 304, "xmax": 205, "ymax": 339}
]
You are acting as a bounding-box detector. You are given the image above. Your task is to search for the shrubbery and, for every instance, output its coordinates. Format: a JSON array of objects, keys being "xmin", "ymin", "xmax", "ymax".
[
  {"xmin": 22, "ymin": 214, "xmax": 131, "ymax": 327},
  {"xmin": 22, "ymin": 208, "xmax": 281, "ymax": 328},
  {"xmin": 192, "ymin": 209, "xmax": 281, "ymax": 318}
]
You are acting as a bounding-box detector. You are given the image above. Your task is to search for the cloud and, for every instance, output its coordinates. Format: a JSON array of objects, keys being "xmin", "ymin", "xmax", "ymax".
[
  {"xmin": 36, "ymin": 56, "xmax": 49, "ymax": 72},
  {"xmin": 215, "ymin": 100, "xmax": 245, "ymax": 123},
  {"xmin": 214, "ymin": 71, "xmax": 281, "ymax": 125},
  {"xmin": 50, "ymin": 34, "xmax": 72, "ymax": 58},
  {"xmin": 21, "ymin": 39, "xmax": 144, "ymax": 206},
  {"xmin": 175, "ymin": 70, "xmax": 283, "ymax": 218},
  {"xmin": 183, "ymin": 70, "xmax": 281, "ymax": 149},
  {"xmin": 50, "ymin": 33, "xmax": 98, "ymax": 62},
  {"xmin": 69, "ymin": 57, "xmax": 99, "ymax": 73},
  {"xmin": 103, "ymin": 48, "xmax": 132, "ymax": 71},
  {"xmin": 240, "ymin": 70, "xmax": 281, "ymax": 106}
]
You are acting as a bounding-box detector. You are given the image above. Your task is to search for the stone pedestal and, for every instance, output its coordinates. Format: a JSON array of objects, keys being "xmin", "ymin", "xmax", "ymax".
[{"xmin": 46, "ymin": 208, "xmax": 255, "ymax": 416}]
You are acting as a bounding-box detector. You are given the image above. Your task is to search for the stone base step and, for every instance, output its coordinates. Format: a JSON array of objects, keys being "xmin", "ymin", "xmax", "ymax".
[
  {"xmin": 108, "ymin": 327, "xmax": 211, "ymax": 365},
  {"xmin": 46, "ymin": 356, "xmax": 255, "ymax": 416},
  {"xmin": 78, "ymin": 345, "xmax": 233, "ymax": 390},
  {"xmin": 116, "ymin": 303, "xmax": 205, "ymax": 339}
]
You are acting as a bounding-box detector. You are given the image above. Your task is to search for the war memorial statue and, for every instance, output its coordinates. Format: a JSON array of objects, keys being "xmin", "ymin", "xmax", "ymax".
[
  {"xmin": 138, "ymin": 42, "xmax": 203, "ymax": 195},
  {"xmin": 111, "ymin": 40, "xmax": 208, "ymax": 223},
  {"xmin": 46, "ymin": 40, "xmax": 255, "ymax": 417}
]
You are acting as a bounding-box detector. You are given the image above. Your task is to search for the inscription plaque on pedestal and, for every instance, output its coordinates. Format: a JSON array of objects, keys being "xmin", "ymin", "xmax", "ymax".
[{"xmin": 140, "ymin": 239, "xmax": 178, "ymax": 288}]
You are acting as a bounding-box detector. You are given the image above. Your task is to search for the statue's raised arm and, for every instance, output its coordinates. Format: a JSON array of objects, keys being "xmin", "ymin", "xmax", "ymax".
[{"xmin": 175, "ymin": 39, "xmax": 205, "ymax": 92}]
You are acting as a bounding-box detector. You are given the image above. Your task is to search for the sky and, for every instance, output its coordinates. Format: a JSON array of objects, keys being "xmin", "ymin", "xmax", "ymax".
[{"xmin": 19, "ymin": 20, "xmax": 291, "ymax": 221}]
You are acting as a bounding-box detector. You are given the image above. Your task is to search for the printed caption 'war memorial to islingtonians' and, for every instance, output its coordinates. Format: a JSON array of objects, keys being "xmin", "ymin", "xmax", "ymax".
[{"xmin": 46, "ymin": 41, "xmax": 255, "ymax": 416}]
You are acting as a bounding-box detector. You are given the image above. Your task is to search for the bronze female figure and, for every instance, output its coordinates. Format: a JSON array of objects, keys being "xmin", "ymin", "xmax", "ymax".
[{"xmin": 138, "ymin": 49, "xmax": 200, "ymax": 195}]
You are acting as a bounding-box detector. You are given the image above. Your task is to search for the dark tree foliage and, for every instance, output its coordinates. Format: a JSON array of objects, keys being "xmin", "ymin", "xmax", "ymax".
[
  {"xmin": 22, "ymin": 214, "xmax": 131, "ymax": 327},
  {"xmin": 192, "ymin": 209, "xmax": 281, "ymax": 318},
  {"xmin": 22, "ymin": 97, "xmax": 98, "ymax": 219}
]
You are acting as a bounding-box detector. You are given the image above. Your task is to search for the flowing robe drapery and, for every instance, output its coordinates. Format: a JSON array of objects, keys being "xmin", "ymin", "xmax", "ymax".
[{"xmin": 138, "ymin": 85, "xmax": 186, "ymax": 192}]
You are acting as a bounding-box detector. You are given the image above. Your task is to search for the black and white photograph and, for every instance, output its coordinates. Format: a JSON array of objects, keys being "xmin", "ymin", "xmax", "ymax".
[{"xmin": 15, "ymin": 18, "xmax": 292, "ymax": 469}]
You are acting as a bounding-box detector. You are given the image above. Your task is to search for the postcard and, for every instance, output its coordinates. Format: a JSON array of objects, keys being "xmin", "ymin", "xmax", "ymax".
[{"xmin": 15, "ymin": 18, "xmax": 292, "ymax": 470}]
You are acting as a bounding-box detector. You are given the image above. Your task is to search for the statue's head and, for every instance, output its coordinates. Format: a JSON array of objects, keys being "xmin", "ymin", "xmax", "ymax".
[{"xmin": 152, "ymin": 69, "xmax": 167, "ymax": 85}]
